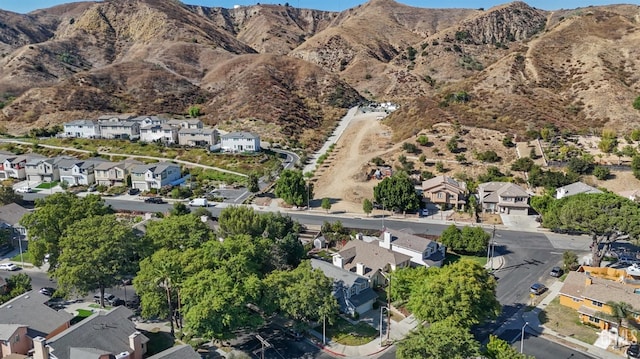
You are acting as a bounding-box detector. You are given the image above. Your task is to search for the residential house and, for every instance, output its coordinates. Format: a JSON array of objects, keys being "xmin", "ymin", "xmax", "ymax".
[
  {"xmin": 177, "ymin": 128, "xmax": 218, "ymax": 147},
  {"xmin": 139, "ymin": 124, "xmax": 178, "ymax": 144},
  {"xmin": 34, "ymin": 306, "xmax": 149, "ymax": 359},
  {"xmin": 0, "ymin": 291, "xmax": 72, "ymax": 356},
  {"xmin": 94, "ymin": 159, "xmax": 142, "ymax": 187},
  {"xmin": 97, "ymin": 114, "xmax": 136, "ymax": 122},
  {"xmin": 378, "ymin": 228, "xmax": 445, "ymax": 267},
  {"xmin": 220, "ymin": 132, "xmax": 260, "ymax": 153},
  {"xmin": 167, "ymin": 119, "xmax": 203, "ymax": 130},
  {"xmin": 57, "ymin": 158, "xmax": 106, "ymax": 186},
  {"xmin": 334, "ymin": 238, "xmax": 411, "ymax": 287},
  {"xmin": 146, "ymin": 345, "xmax": 200, "ymax": 359},
  {"xmin": 62, "ymin": 120, "xmax": 101, "ymax": 139},
  {"xmin": 421, "ymin": 175, "xmax": 467, "ymax": 210},
  {"xmin": 0, "ymin": 203, "xmax": 30, "ymax": 242},
  {"xmin": 25, "ymin": 157, "xmax": 71, "ymax": 183},
  {"xmin": 556, "ymin": 181, "xmax": 602, "ymax": 199},
  {"xmin": 0, "ymin": 154, "xmax": 41, "ymax": 180},
  {"xmin": 478, "ymin": 182, "xmax": 530, "ymax": 215},
  {"xmin": 98, "ymin": 120, "xmax": 140, "ymax": 140},
  {"xmin": 0, "ymin": 324, "xmax": 29, "ymax": 358},
  {"xmin": 131, "ymin": 116, "xmax": 166, "ymax": 127},
  {"xmin": 311, "ymin": 259, "xmax": 378, "ymax": 316},
  {"xmin": 130, "ymin": 162, "xmax": 181, "ymax": 191},
  {"xmin": 559, "ymin": 268, "xmax": 640, "ymax": 343}
]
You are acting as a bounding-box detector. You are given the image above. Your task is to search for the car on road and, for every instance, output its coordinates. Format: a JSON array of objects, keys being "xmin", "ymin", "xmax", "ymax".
[
  {"xmin": 188, "ymin": 198, "xmax": 209, "ymax": 207},
  {"xmin": 530, "ymin": 283, "xmax": 546, "ymax": 295},
  {"xmin": 15, "ymin": 187, "xmax": 33, "ymax": 193},
  {"xmin": 39, "ymin": 287, "xmax": 56, "ymax": 296},
  {"xmin": 628, "ymin": 343, "xmax": 640, "ymax": 358},
  {"xmin": 549, "ymin": 266, "xmax": 563, "ymax": 277},
  {"xmin": 144, "ymin": 197, "xmax": 165, "ymax": 204},
  {"xmin": 0, "ymin": 263, "xmax": 19, "ymax": 271}
]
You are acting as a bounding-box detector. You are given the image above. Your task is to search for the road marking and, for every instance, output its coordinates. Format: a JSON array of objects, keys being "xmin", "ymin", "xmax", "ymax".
[{"xmin": 549, "ymin": 252, "xmax": 563, "ymax": 255}]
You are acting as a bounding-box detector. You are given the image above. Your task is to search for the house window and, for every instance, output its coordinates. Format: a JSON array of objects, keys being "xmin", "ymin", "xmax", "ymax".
[
  {"xmin": 14, "ymin": 334, "xmax": 19, "ymax": 343},
  {"xmin": 350, "ymin": 286, "xmax": 356, "ymax": 296},
  {"xmin": 588, "ymin": 316, "xmax": 600, "ymax": 324},
  {"xmin": 591, "ymin": 300, "xmax": 603, "ymax": 307},
  {"xmin": 572, "ymin": 298, "xmax": 581, "ymax": 303},
  {"xmin": 437, "ymin": 192, "xmax": 443, "ymax": 199}
]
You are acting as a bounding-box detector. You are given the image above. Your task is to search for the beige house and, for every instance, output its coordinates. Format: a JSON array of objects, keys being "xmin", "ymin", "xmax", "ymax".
[
  {"xmin": 178, "ymin": 128, "xmax": 218, "ymax": 147},
  {"xmin": 168, "ymin": 119, "xmax": 203, "ymax": 129},
  {"xmin": 421, "ymin": 175, "xmax": 467, "ymax": 210},
  {"xmin": 94, "ymin": 159, "xmax": 142, "ymax": 187},
  {"xmin": 478, "ymin": 182, "xmax": 530, "ymax": 215}
]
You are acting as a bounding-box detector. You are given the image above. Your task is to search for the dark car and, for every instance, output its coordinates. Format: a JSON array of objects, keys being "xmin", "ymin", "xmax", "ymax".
[
  {"xmin": 550, "ymin": 266, "xmax": 564, "ymax": 277},
  {"xmin": 628, "ymin": 343, "xmax": 640, "ymax": 358},
  {"xmin": 286, "ymin": 328, "xmax": 303, "ymax": 341},
  {"xmin": 144, "ymin": 197, "xmax": 165, "ymax": 204},
  {"xmin": 128, "ymin": 188, "xmax": 140, "ymax": 195},
  {"xmin": 530, "ymin": 283, "xmax": 546, "ymax": 295},
  {"xmin": 39, "ymin": 287, "xmax": 55, "ymax": 296}
]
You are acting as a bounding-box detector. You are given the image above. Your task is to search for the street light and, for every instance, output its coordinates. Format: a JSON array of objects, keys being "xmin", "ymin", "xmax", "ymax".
[
  {"xmin": 379, "ymin": 306, "xmax": 389, "ymax": 346},
  {"xmin": 520, "ymin": 322, "xmax": 529, "ymax": 353}
]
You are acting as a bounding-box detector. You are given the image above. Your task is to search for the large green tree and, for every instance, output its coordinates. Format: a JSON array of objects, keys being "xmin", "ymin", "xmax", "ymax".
[
  {"xmin": 275, "ymin": 169, "xmax": 309, "ymax": 207},
  {"xmin": 0, "ymin": 186, "xmax": 21, "ymax": 205},
  {"xmin": 373, "ymin": 172, "xmax": 421, "ymax": 213},
  {"xmin": 485, "ymin": 335, "xmax": 534, "ymax": 359},
  {"xmin": 397, "ymin": 319, "xmax": 480, "ymax": 359},
  {"xmin": 145, "ymin": 214, "xmax": 212, "ymax": 251},
  {"xmin": 262, "ymin": 261, "xmax": 338, "ymax": 323},
  {"xmin": 439, "ymin": 225, "xmax": 463, "ymax": 251},
  {"xmin": 461, "ymin": 226, "xmax": 490, "ymax": 254},
  {"xmin": 389, "ymin": 266, "xmax": 432, "ymax": 302},
  {"xmin": 247, "ymin": 172, "xmax": 260, "ymax": 193},
  {"xmin": 408, "ymin": 260, "xmax": 500, "ymax": 327},
  {"xmin": 55, "ymin": 215, "xmax": 141, "ymax": 308},
  {"xmin": 541, "ymin": 193, "xmax": 640, "ymax": 267},
  {"xmin": 20, "ymin": 193, "xmax": 112, "ymax": 268}
]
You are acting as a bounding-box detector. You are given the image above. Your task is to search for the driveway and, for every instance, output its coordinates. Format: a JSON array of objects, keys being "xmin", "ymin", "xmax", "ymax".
[{"xmin": 500, "ymin": 215, "xmax": 540, "ymax": 231}]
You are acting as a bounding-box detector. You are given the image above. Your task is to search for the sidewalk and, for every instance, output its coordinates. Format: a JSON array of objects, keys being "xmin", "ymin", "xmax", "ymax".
[{"xmin": 495, "ymin": 280, "xmax": 623, "ymax": 359}]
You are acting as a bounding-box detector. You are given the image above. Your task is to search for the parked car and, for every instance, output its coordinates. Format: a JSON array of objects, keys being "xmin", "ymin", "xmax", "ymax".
[
  {"xmin": 144, "ymin": 197, "xmax": 165, "ymax": 204},
  {"xmin": 628, "ymin": 343, "xmax": 640, "ymax": 358},
  {"xmin": 15, "ymin": 187, "xmax": 33, "ymax": 193},
  {"xmin": 39, "ymin": 287, "xmax": 56, "ymax": 296},
  {"xmin": 0, "ymin": 263, "xmax": 19, "ymax": 271},
  {"xmin": 128, "ymin": 188, "xmax": 140, "ymax": 195},
  {"xmin": 549, "ymin": 266, "xmax": 563, "ymax": 277},
  {"xmin": 372, "ymin": 202, "xmax": 383, "ymax": 210},
  {"xmin": 419, "ymin": 208, "xmax": 430, "ymax": 217},
  {"xmin": 93, "ymin": 293, "xmax": 121, "ymax": 306},
  {"xmin": 530, "ymin": 283, "xmax": 546, "ymax": 295},
  {"xmin": 286, "ymin": 328, "xmax": 303, "ymax": 341},
  {"xmin": 87, "ymin": 184, "xmax": 97, "ymax": 192},
  {"xmin": 188, "ymin": 198, "xmax": 209, "ymax": 207}
]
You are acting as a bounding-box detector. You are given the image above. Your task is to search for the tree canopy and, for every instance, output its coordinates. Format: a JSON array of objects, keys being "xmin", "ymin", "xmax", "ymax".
[
  {"xmin": 373, "ymin": 172, "xmax": 421, "ymax": 213},
  {"xmin": 485, "ymin": 335, "xmax": 534, "ymax": 359},
  {"xmin": 274, "ymin": 169, "xmax": 309, "ymax": 207},
  {"xmin": 439, "ymin": 225, "xmax": 490, "ymax": 254},
  {"xmin": 20, "ymin": 193, "xmax": 112, "ymax": 268},
  {"xmin": 145, "ymin": 214, "xmax": 212, "ymax": 251},
  {"xmin": 397, "ymin": 319, "xmax": 480, "ymax": 359}
]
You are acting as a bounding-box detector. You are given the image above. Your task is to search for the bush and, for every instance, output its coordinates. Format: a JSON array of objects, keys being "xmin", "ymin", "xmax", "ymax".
[
  {"xmin": 371, "ymin": 157, "xmax": 385, "ymax": 166},
  {"xmin": 416, "ymin": 135, "xmax": 429, "ymax": 146},
  {"xmin": 402, "ymin": 142, "xmax": 419, "ymax": 154},
  {"xmin": 475, "ymin": 150, "xmax": 501, "ymax": 163},
  {"xmin": 593, "ymin": 166, "xmax": 610, "ymax": 180}
]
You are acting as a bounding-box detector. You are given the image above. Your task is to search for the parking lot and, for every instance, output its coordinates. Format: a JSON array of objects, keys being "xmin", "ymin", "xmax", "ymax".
[
  {"xmin": 210, "ymin": 186, "xmax": 248, "ymax": 204},
  {"xmin": 231, "ymin": 322, "xmax": 320, "ymax": 359}
]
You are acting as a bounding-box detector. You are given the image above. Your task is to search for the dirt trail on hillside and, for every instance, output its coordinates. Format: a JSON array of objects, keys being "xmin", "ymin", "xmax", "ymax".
[{"xmin": 312, "ymin": 112, "xmax": 393, "ymax": 214}]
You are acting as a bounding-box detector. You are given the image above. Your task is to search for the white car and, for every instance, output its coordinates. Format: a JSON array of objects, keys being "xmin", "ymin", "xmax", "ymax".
[
  {"xmin": 0, "ymin": 263, "xmax": 19, "ymax": 271},
  {"xmin": 15, "ymin": 187, "xmax": 33, "ymax": 193}
]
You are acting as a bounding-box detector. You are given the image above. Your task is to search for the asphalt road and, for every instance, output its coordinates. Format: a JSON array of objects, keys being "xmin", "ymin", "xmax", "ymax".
[{"xmin": 500, "ymin": 330, "xmax": 597, "ymax": 359}]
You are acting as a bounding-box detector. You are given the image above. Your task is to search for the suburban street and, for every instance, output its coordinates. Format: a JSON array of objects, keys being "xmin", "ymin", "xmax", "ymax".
[{"xmin": 499, "ymin": 330, "xmax": 597, "ymax": 359}]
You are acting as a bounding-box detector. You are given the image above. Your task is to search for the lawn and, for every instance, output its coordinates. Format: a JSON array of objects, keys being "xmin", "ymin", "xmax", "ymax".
[
  {"xmin": 443, "ymin": 251, "xmax": 488, "ymax": 267},
  {"xmin": 325, "ymin": 317, "xmax": 378, "ymax": 346},
  {"xmin": 36, "ymin": 181, "xmax": 58, "ymax": 189},
  {"xmin": 70, "ymin": 309, "xmax": 94, "ymax": 325},
  {"xmin": 539, "ymin": 297, "xmax": 599, "ymax": 344},
  {"xmin": 11, "ymin": 251, "xmax": 34, "ymax": 264}
]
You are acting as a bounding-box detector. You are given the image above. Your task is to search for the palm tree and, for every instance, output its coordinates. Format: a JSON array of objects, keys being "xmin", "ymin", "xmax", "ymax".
[{"xmin": 598, "ymin": 301, "xmax": 636, "ymax": 348}]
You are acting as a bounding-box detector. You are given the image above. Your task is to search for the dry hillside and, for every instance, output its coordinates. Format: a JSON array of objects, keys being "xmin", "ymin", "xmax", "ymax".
[{"xmin": 0, "ymin": 0, "xmax": 638, "ymax": 150}]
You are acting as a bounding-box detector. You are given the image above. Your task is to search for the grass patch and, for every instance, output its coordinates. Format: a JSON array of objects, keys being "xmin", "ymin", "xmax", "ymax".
[
  {"xmin": 315, "ymin": 249, "xmax": 335, "ymax": 261},
  {"xmin": 11, "ymin": 251, "xmax": 34, "ymax": 264},
  {"xmin": 88, "ymin": 303, "xmax": 112, "ymax": 309},
  {"xmin": 444, "ymin": 251, "xmax": 488, "ymax": 267},
  {"xmin": 144, "ymin": 331, "xmax": 175, "ymax": 355},
  {"xmin": 325, "ymin": 317, "xmax": 378, "ymax": 346},
  {"xmin": 35, "ymin": 181, "xmax": 58, "ymax": 189},
  {"xmin": 70, "ymin": 309, "xmax": 94, "ymax": 325},
  {"xmin": 540, "ymin": 297, "xmax": 599, "ymax": 344}
]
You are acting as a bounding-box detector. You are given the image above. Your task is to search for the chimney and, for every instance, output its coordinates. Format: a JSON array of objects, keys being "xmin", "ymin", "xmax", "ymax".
[
  {"xmin": 33, "ymin": 337, "xmax": 49, "ymax": 359},
  {"xmin": 380, "ymin": 231, "xmax": 392, "ymax": 250},
  {"xmin": 356, "ymin": 262, "xmax": 365, "ymax": 276},
  {"xmin": 585, "ymin": 277, "xmax": 592, "ymax": 286},
  {"xmin": 356, "ymin": 233, "xmax": 363, "ymax": 241},
  {"xmin": 129, "ymin": 332, "xmax": 143, "ymax": 359},
  {"xmin": 332, "ymin": 254, "xmax": 344, "ymax": 269}
]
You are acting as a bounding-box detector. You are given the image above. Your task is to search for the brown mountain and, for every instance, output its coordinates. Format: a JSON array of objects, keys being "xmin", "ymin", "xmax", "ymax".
[{"xmin": 0, "ymin": 0, "xmax": 638, "ymax": 149}]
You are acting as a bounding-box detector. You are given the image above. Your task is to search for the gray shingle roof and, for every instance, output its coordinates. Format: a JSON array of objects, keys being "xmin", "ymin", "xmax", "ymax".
[
  {"xmin": 69, "ymin": 347, "xmax": 112, "ymax": 359},
  {"xmin": 48, "ymin": 306, "xmax": 147, "ymax": 359},
  {"xmin": 178, "ymin": 128, "xmax": 216, "ymax": 135},
  {"xmin": 556, "ymin": 182, "xmax": 602, "ymax": 196},
  {"xmin": 0, "ymin": 324, "xmax": 26, "ymax": 341},
  {"xmin": 0, "ymin": 203, "xmax": 29, "ymax": 226},
  {"xmin": 147, "ymin": 345, "xmax": 200, "ymax": 359},
  {"xmin": 338, "ymin": 240, "xmax": 411, "ymax": 276},
  {"xmin": 130, "ymin": 162, "xmax": 178, "ymax": 175},
  {"xmin": 221, "ymin": 131, "xmax": 259, "ymax": 140},
  {"xmin": 0, "ymin": 291, "xmax": 72, "ymax": 338},
  {"xmin": 310, "ymin": 259, "xmax": 378, "ymax": 314}
]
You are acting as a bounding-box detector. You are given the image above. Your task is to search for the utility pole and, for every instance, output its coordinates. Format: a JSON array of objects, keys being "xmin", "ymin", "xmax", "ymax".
[{"xmin": 255, "ymin": 335, "xmax": 271, "ymax": 359}]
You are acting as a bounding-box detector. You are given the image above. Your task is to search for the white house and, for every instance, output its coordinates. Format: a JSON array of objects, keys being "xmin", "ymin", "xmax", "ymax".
[
  {"xmin": 140, "ymin": 124, "xmax": 178, "ymax": 144},
  {"xmin": 132, "ymin": 116, "xmax": 167, "ymax": 127},
  {"xmin": 57, "ymin": 158, "xmax": 106, "ymax": 186},
  {"xmin": 63, "ymin": 119, "xmax": 101, "ymax": 138},
  {"xmin": 555, "ymin": 181, "xmax": 602, "ymax": 199},
  {"xmin": 168, "ymin": 119, "xmax": 203, "ymax": 129},
  {"xmin": 130, "ymin": 162, "xmax": 181, "ymax": 191},
  {"xmin": 178, "ymin": 128, "xmax": 218, "ymax": 147},
  {"xmin": 379, "ymin": 228, "xmax": 445, "ymax": 268},
  {"xmin": 220, "ymin": 132, "xmax": 260, "ymax": 153}
]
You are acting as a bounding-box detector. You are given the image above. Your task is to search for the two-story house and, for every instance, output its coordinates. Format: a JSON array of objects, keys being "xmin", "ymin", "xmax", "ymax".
[
  {"xmin": 0, "ymin": 291, "xmax": 73, "ymax": 357},
  {"xmin": 178, "ymin": 127, "xmax": 218, "ymax": 147},
  {"xmin": 555, "ymin": 181, "xmax": 602, "ymax": 199},
  {"xmin": 220, "ymin": 132, "xmax": 261, "ymax": 153},
  {"xmin": 0, "ymin": 202, "xmax": 30, "ymax": 240},
  {"xmin": 32, "ymin": 306, "xmax": 149, "ymax": 359},
  {"xmin": 94, "ymin": 159, "xmax": 142, "ymax": 187},
  {"xmin": 168, "ymin": 119, "xmax": 203, "ymax": 129},
  {"xmin": 99, "ymin": 120, "xmax": 141, "ymax": 140},
  {"xmin": 25, "ymin": 156, "xmax": 71, "ymax": 183},
  {"xmin": 478, "ymin": 182, "xmax": 530, "ymax": 215},
  {"xmin": 421, "ymin": 175, "xmax": 467, "ymax": 210},
  {"xmin": 139, "ymin": 124, "xmax": 179, "ymax": 144},
  {"xmin": 378, "ymin": 228, "xmax": 446, "ymax": 268},
  {"xmin": 131, "ymin": 115, "xmax": 166, "ymax": 127},
  {"xmin": 130, "ymin": 162, "xmax": 181, "ymax": 191},
  {"xmin": 0, "ymin": 154, "xmax": 40, "ymax": 180},
  {"xmin": 57, "ymin": 158, "xmax": 106, "ymax": 186},
  {"xmin": 62, "ymin": 119, "xmax": 101, "ymax": 138},
  {"xmin": 311, "ymin": 259, "xmax": 378, "ymax": 316}
]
